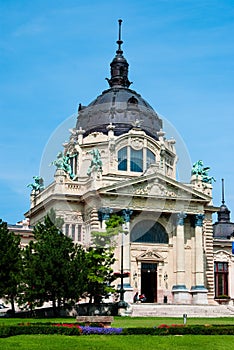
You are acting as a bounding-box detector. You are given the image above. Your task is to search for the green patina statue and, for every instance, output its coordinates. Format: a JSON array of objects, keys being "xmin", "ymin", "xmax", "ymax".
[
  {"xmin": 87, "ymin": 148, "xmax": 103, "ymax": 176},
  {"xmin": 191, "ymin": 160, "xmax": 215, "ymax": 184},
  {"xmin": 27, "ymin": 176, "xmax": 44, "ymax": 192},
  {"xmin": 50, "ymin": 151, "xmax": 76, "ymax": 179}
]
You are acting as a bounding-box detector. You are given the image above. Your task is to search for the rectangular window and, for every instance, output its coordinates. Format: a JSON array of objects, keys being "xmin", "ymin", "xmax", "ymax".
[
  {"xmin": 214, "ymin": 262, "xmax": 229, "ymax": 297},
  {"xmin": 65, "ymin": 224, "xmax": 70, "ymax": 237},
  {"xmin": 69, "ymin": 154, "xmax": 78, "ymax": 176},
  {"xmin": 78, "ymin": 225, "xmax": 82, "ymax": 241},
  {"xmin": 130, "ymin": 148, "xmax": 143, "ymax": 172},
  {"xmin": 71, "ymin": 224, "xmax": 76, "ymax": 241}
]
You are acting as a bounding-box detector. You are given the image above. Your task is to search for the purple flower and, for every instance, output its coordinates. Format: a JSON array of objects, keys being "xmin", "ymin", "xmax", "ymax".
[{"xmin": 80, "ymin": 326, "xmax": 123, "ymax": 335}]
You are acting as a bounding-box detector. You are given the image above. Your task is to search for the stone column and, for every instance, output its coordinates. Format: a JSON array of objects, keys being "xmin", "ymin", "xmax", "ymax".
[
  {"xmin": 172, "ymin": 212, "xmax": 190, "ymax": 304},
  {"xmin": 176, "ymin": 212, "xmax": 187, "ymax": 288},
  {"xmin": 195, "ymin": 214, "xmax": 205, "ymax": 287},
  {"xmin": 120, "ymin": 209, "xmax": 133, "ymax": 303},
  {"xmin": 191, "ymin": 214, "xmax": 208, "ymax": 304}
]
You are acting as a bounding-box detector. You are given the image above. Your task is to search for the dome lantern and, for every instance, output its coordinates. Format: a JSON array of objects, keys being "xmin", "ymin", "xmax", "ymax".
[{"xmin": 106, "ymin": 19, "xmax": 132, "ymax": 88}]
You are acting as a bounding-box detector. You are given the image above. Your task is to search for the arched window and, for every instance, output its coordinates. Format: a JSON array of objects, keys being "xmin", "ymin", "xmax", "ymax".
[
  {"xmin": 131, "ymin": 220, "xmax": 168, "ymax": 244},
  {"xmin": 146, "ymin": 149, "xmax": 155, "ymax": 168},
  {"xmin": 117, "ymin": 146, "xmax": 155, "ymax": 173},
  {"xmin": 130, "ymin": 148, "xmax": 143, "ymax": 172}
]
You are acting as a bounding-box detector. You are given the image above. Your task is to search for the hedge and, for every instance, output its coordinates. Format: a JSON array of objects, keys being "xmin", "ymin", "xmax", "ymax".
[
  {"xmin": 1, "ymin": 323, "xmax": 234, "ymax": 338},
  {"xmin": 122, "ymin": 325, "xmax": 234, "ymax": 336},
  {"xmin": 0, "ymin": 325, "xmax": 82, "ymax": 338}
]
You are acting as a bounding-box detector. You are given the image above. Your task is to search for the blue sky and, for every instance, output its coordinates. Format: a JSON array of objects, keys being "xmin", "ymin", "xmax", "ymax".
[{"xmin": 0, "ymin": 0, "xmax": 233, "ymax": 224}]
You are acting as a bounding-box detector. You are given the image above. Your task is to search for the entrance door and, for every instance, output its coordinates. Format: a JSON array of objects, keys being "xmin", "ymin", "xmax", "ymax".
[{"xmin": 141, "ymin": 263, "xmax": 157, "ymax": 303}]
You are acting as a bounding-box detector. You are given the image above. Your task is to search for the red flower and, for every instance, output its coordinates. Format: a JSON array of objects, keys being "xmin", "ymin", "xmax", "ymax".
[
  {"xmin": 53, "ymin": 323, "xmax": 82, "ymax": 331},
  {"xmin": 158, "ymin": 324, "xmax": 170, "ymax": 328}
]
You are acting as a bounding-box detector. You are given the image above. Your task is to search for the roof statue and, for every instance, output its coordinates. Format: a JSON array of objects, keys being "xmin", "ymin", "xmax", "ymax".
[
  {"xmin": 191, "ymin": 160, "xmax": 216, "ymax": 184},
  {"xmin": 27, "ymin": 176, "xmax": 44, "ymax": 192},
  {"xmin": 50, "ymin": 151, "xmax": 75, "ymax": 179},
  {"xmin": 87, "ymin": 148, "xmax": 103, "ymax": 176}
]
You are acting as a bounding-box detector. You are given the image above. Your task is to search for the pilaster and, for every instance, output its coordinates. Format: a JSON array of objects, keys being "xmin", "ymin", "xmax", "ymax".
[
  {"xmin": 172, "ymin": 212, "xmax": 190, "ymax": 304},
  {"xmin": 191, "ymin": 214, "xmax": 208, "ymax": 304}
]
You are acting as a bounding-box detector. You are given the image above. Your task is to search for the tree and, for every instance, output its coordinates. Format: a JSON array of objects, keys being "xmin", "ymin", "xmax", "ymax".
[
  {"xmin": 0, "ymin": 219, "xmax": 22, "ymax": 315},
  {"xmin": 19, "ymin": 241, "xmax": 45, "ymax": 312},
  {"xmin": 91, "ymin": 213, "xmax": 124, "ymax": 247},
  {"xmin": 87, "ymin": 214, "xmax": 124, "ymax": 303},
  {"xmin": 65, "ymin": 243, "xmax": 88, "ymax": 305},
  {"xmin": 20, "ymin": 210, "xmax": 78, "ymax": 316},
  {"xmin": 85, "ymin": 246, "xmax": 116, "ymax": 303}
]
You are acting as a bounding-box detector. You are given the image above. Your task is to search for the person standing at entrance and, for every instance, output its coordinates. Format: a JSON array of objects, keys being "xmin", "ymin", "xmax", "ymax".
[{"xmin": 133, "ymin": 292, "xmax": 139, "ymax": 303}]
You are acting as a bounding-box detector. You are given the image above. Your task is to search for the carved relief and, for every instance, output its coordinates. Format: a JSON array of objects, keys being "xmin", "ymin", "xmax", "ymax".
[
  {"xmin": 214, "ymin": 250, "xmax": 232, "ymax": 261},
  {"xmin": 133, "ymin": 179, "xmax": 177, "ymax": 197},
  {"xmin": 130, "ymin": 137, "xmax": 144, "ymax": 150},
  {"xmin": 63, "ymin": 212, "xmax": 83, "ymax": 223},
  {"xmin": 134, "ymin": 183, "xmax": 150, "ymax": 195},
  {"xmin": 137, "ymin": 250, "xmax": 165, "ymax": 262}
]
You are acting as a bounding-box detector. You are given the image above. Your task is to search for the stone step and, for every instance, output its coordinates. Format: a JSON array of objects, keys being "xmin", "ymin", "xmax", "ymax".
[{"xmin": 131, "ymin": 304, "xmax": 234, "ymax": 317}]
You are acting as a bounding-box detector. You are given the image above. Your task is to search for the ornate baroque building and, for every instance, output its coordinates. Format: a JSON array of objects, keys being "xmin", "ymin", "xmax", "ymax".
[{"xmin": 25, "ymin": 21, "xmax": 233, "ymax": 305}]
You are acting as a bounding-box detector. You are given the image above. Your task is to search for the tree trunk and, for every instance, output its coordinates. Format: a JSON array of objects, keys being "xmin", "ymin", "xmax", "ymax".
[
  {"xmin": 52, "ymin": 299, "xmax": 57, "ymax": 317},
  {"xmin": 57, "ymin": 297, "xmax": 61, "ymax": 316},
  {"xmin": 10, "ymin": 295, "xmax": 15, "ymax": 316}
]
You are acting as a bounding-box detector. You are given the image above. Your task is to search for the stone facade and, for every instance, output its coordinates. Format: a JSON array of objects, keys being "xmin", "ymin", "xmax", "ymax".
[
  {"xmin": 25, "ymin": 21, "xmax": 231, "ymax": 305},
  {"xmin": 25, "ymin": 112, "xmax": 217, "ymax": 305}
]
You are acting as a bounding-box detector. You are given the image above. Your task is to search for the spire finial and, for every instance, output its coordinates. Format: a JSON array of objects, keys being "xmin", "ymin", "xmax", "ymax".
[
  {"xmin": 106, "ymin": 19, "xmax": 132, "ymax": 88},
  {"xmin": 222, "ymin": 178, "xmax": 225, "ymax": 205},
  {"xmin": 116, "ymin": 19, "xmax": 123, "ymax": 54}
]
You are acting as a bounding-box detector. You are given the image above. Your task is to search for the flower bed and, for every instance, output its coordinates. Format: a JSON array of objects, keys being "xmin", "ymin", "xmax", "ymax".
[
  {"xmin": 0, "ymin": 322, "xmax": 234, "ymax": 338},
  {"xmin": 53, "ymin": 323, "xmax": 122, "ymax": 335}
]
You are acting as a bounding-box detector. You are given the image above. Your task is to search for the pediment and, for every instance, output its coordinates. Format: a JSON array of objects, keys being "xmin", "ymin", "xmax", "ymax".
[
  {"xmin": 137, "ymin": 250, "xmax": 165, "ymax": 262},
  {"xmin": 214, "ymin": 250, "xmax": 232, "ymax": 261},
  {"xmin": 99, "ymin": 172, "xmax": 211, "ymax": 203}
]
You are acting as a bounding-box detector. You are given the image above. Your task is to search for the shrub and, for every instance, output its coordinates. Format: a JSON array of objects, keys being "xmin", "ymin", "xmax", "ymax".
[{"xmin": 1, "ymin": 323, "xmax": 234, "ymax": 338}]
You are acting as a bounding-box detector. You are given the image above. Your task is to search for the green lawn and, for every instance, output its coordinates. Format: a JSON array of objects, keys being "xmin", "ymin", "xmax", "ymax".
[
  {"xmin": 1, "ymin": 334, "xmax": 234, "ymax": 350},
  {"xmin": 1, "ymin": 316, "xmax": 234, "ymax": 327},
  {"xmin": 1, "ymin": 317, "xmax": 234, "ymax": 350},
  {"xmin": 112, "ymin": 316, "xmax": 234, "ymax": 327}
]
